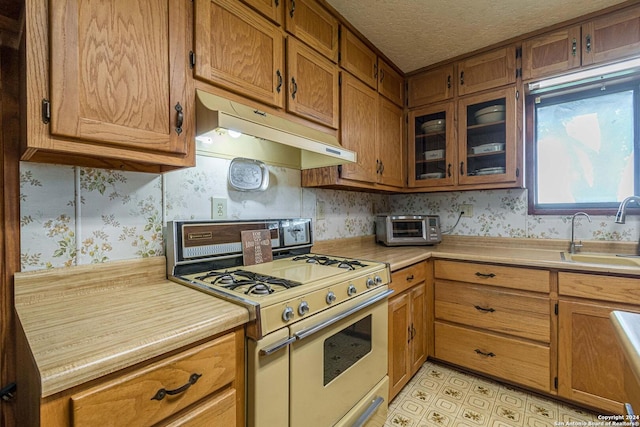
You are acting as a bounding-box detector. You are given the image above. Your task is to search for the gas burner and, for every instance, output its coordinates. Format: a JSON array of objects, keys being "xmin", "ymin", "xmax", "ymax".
[
  {"xmin": 246, "ymin": 283, "xmax": 273, "ymax": 295},
  {"xmin": 292, "ymin": 255, "xmax": 368, "ymax": 270},
  {"xmin": 195, "ymin": 269, "xmax": 302, "ymax": 295}
]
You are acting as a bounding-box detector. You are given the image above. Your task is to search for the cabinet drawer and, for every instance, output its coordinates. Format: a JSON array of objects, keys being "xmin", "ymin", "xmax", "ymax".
[
  {"xmin": 72, "ymin": 333, "xmax": 237, "ymax": 426},
  {"xmin": 435, "ymin": 281, "xmax": 550, "ymax": 343},
  {"xmin": 435, "ymin": 260, "xmax": 549, "ymax": 293},
  {"xmin": 390, "ymin": 262, "xmax": 426, "ymax": 295},
  {"xmin": 435, "ymin": 322, "xmax": 550, "ymax": 392},
  {"xmin": 559, "ymin": 272, "xmax": 640, "ymax": 304},
  {"xmin": 164, "ymin": 387, "xmax": 236, "ymax": 427}
]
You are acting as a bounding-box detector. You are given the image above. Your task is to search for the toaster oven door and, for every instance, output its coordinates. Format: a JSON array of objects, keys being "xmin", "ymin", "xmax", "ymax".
[{"xmin": 390, "ymin": 218, "xmax": 426, "ymax": 240}]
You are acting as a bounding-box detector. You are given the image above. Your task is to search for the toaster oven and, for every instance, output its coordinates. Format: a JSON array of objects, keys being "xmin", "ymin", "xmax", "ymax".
[{"xmin": 375, "ymin": 215, "xmax": 442, "ymax": 246}]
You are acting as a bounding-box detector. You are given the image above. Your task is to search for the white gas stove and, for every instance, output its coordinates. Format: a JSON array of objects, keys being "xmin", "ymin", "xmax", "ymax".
[{"xmin": 166, "ymin": 219, "xmax": 392, "ymax": 427}]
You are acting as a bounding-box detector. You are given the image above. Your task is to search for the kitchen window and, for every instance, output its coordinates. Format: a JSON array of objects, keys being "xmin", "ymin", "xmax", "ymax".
[{"xmin": 527, "ymin": 71, "xmax": 640, "ymax": 215}]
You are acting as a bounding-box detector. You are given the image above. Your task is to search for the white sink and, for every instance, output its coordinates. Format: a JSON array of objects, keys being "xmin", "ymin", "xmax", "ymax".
[{"xmin": 562, "ymin": 252, "xmax": 640, "ymax": 267}]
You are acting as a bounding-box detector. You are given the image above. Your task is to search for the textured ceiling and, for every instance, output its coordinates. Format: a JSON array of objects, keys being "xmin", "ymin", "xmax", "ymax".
[{"xmin": 326, "ymin": 0, "xmax": 630, "ymax": 73}]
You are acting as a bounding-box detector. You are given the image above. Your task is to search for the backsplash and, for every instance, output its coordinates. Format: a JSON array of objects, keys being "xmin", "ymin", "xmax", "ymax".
[
  {"xmin": 20, "ymin": 158, "xmax": 638, "ymax": 272},
  {"xmin": 390, "ymin": 189, "xmax": 638, "ymax": 241},
  {"xmin": 19, "ymin": 156, "xmax": 388, "ymax": 271}
]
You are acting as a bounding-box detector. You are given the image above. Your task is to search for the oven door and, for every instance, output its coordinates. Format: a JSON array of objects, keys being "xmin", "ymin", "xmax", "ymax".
[{"xmin": 288, "ymin": 288, "xmax": 391, "ymax": 427}]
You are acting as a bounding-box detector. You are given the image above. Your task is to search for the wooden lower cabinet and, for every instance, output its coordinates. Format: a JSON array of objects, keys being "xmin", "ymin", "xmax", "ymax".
[
  {"xmin": 557, "ymin": 272, "xmax": 640, "ymax": 413},
  {"xmin": 435, "ymin": 322, "xmax": 550, "ymax": 391},
  {"xmin": 388, "ymin": 262, "xmax": 427, "ymax": 400},
  {"xmin": 34, "ymin": 329, "xmax": 245, "ymax": 427},
  {"xmin": 433, "ymin": 260, "xmax": 552, "ymax": 393}
]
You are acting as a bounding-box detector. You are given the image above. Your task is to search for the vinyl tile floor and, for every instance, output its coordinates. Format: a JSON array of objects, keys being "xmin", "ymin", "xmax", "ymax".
[{"xmin": 385, "ymin": 361, "xmax": 602, "ymax": 427}]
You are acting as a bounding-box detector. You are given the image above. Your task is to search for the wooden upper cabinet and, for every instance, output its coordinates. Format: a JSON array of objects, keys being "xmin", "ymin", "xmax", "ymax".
[
  {"xmin": 582, "ymin": 5, "xmax": 640, "ymax": 66},
  {"xmin": 241, "ymin": 0, "xmax": 283, "ymax": 25},
  {"xmin": 457, "ymin": 46, "xmax": 517, "ymax": 96},
  {"xmin": 522, "ymin": 26, "xmax": 581, "ymax": 80},
  {"xmin": 339, "ymin": 72, "xmax": 378, "ymax": 183},
  {"xmin": 378, "ymin": 59, "xmax": 404, "ymax": 107},
  {"xmin": 285, "ymin": 0, "xmax": 339, "ymax": 62},
  {"xmin": 408, "ymin": 64, "xmax": 455, "ymax": 108},
  {"xmin": 340, "ymin": 27, "xmax": 378, "ymax": 88},
  {"xmin": 377, "ymin": 96, "xmax": 404, "ymax": 187},
  {"xmin": 27, "ymin": 0, "xmax": 194, "ymax": 171},
  {"xmin": 339, "ymin": 27, "xmax": 404, "ymax": 106},
  {"xmin": 286, "ymin": 37, "xmax": 339, "ymax": 128},
  {"xmin": 194, "ymin": 0, "xmax": 285, "ymax": 108},
  {"xmin": 523, "ymin": 5, "xmax": 640, "ymax": 80}
]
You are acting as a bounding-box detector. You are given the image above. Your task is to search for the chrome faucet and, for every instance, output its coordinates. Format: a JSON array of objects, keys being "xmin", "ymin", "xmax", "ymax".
[
  {"xmin": 569, "ymin": 212, "xmax": 592, "ymax": 254},
  {"xmin": 615, "ymin": 196, "xmax": 640, "ymax": 255}
]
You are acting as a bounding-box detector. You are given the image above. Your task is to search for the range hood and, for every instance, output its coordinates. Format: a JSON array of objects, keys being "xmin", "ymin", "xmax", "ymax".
[{"xmin": 195, "ymin": 90, "xmax": 356, "ymax": 169}]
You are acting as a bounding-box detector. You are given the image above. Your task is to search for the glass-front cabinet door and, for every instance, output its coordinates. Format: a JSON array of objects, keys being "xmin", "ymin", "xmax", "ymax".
[
  {"xmin": 408, "ymin": 102, "xmax": 455, "ymax": 188},
  {"xmin": 458, "ymin": 87, "xmax": 518, "ymax": 185}
]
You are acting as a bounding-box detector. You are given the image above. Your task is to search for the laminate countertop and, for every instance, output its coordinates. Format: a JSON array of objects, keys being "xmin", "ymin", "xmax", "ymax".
[
  {"xmin": 14, "ymin": 256, "xmax": 249, "ymax": 398},
  {"xmin": 312, "ymin": 234, "xmax": 640, "ymax": 275}
]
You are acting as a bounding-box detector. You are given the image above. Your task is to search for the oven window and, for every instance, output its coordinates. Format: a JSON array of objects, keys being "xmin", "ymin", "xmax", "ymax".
[
  {"xmin": 323, "ymin": 315, "xmax": 372, "ymax": 385},
  {"xmin": 392, "ymin": 221, "xmax": 424, "ymax": 238}
]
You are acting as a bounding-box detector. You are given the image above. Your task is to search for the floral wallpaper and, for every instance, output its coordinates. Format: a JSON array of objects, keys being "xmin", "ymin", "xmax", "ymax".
[
  {"xmin": 19, "ymin": 155, "xmax": 388, "ymax": 272},
  {"xmin": 390, "ymin": 188, "xmax": 639, "ymax": 242},
  {"xmin": 19, "ymin": 156, "xmax": 639, "ymax": 272}
]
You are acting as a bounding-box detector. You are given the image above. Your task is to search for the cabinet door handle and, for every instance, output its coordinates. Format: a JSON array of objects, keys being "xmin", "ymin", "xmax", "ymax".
[
  {"xmin": 475, "ymin": 272, "xmax": 496, "ymax": 278},
  {"xmin": 460, "ymin": 71, "xmax": 464, "ymax": 86},
  {"xmin": 474, "ymin": 305, "xmax": 496, "ymax": 313},
  {"xmin": 407, "ymin": 326, "xmax": 412, "ymax": 343},
  {"xmin": 447, "ymin": 163, "xmax": 452, "ymax": 177},
  {"xmin": 379, "ymin": 161, "xmax": 384, "ymax": 173},
  {"xmin": 474, "ymin": 349, "xmax": 495, "ymax": 357},
  {"xmin": 290, "ymin": 0, "xmax": 295, "ymax": 18},
  {"xmin": 460, "ymin": 161, "xmax": 464, "ymax": 175},
  {"xmin": 174, "ymin": 102, "xmax": 183, "ymax": 135},
  {"xmin": 406, "ymin": 274, "xmax": 414, "ymax": 282},
  {"xmin": 447, "ymin": 75, "xmax": 451, "ymax": 89},
  {"xmin": 276, "ymin": 70, "xmax": 283, "ymax": 93},
  {"xmin": 571, "ymin": 38, "xmax": 577, "ymax": 56},
  {"xmin": 151, "ymin": 373, "xmax": 202, "ymax": 401},
  {"xmin": 380, "ymin": 68, "xmax": 385, "ymax": 83},
  {"xmin": 374, "ymin": 63, "xmax": 378, "ymax": 79},
  {"xmin": 585, "ymin": 34, "xmax": 592, "ymax": 53},
  {"xmin": 291, "ymin": 77, "xmax": 298, "ymax": 99}
]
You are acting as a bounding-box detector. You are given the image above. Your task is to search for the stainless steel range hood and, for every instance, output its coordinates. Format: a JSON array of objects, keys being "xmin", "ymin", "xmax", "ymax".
[{"xmin": 195, "ymin": 90, "xmax": 356, "ymax": 169}]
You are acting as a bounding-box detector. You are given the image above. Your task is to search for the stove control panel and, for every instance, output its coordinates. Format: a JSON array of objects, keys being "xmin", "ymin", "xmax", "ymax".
[{"xmin": 260, "ymin": 267, "xmax": 390, "ymax": 333}]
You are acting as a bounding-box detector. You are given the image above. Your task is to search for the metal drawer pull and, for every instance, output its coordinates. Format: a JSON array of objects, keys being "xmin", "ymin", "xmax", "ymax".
[
  {"xmin": 174, "ymin": 102, "xmax": 183, "ymax": 135},
  {"xmin": 474, "ymin": 305, "xmax": 495, "ymax": 313},
  {"xmin": 475, "ymin": 272, "xmax": 496, "ymax": 278},
  {"xmin": 295, "ymin": 289, "xmax": 394, "ymax": 340},
  {"xmin": 406, "ymin": 274, "xmax": 414, "ymax": 281},
  {"xmin": 259, "ymin": 336, "xmax": 297, "ymax": 356},
  {"xmin": 352, "ymin": 396, "xmax": 384, "ymax": 427},
  {"xmin": 474, "ymin": 349, "xmax": 495, "ymax": 357},
  {"xmin": 151, "ymin": 373, "xmax": 201, "ymax": 401}
]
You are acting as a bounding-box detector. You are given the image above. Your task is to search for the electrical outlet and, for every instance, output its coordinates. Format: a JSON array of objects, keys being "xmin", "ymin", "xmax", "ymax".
[
  {"xmin": 212, "ymin": 198, "xmax": 227, "ymax": 219},
  {"xmin": 317, "ymin": 200, "xmax": 326, "ymax": 220},
  {"xmin": 461, "ymin": 203, "xmax": 473, "ymax": 217}
]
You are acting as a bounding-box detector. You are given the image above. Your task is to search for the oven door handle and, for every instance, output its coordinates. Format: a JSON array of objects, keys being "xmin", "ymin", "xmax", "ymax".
[
  {"xmin": 294, "ymin": 289, "xmax": 394, "ymax": 341},
  {"xmin": 259, "ymin": 336, "xmax": 297, "ymax": 356},
  {"xmin": 352, "ymin": 396, "xmax": 385, "ymax": 427}
]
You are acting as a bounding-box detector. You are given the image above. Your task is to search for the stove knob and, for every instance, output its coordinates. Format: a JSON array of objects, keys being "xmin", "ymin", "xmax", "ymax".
[
  {"xmin": 282, "ymin": 306, "xmax": 294, "ymax": 322},
  {"xmin": 347, "ymin": 284, "xmax": 357, "ymax": 296},
  {"xmin": 366, "ymin": 277, "xmax": 375, "ymax": 288},
  {"xmin": 326, "ymin": 291, "xmax": 336, "ymax": 305},
  {"xmin": 375, "ymin": 275, "xmax": 383, "ymax": 285},
  {"xmin": 298, "ymin": 301, "xmax": 310, "ymax": 316}
]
